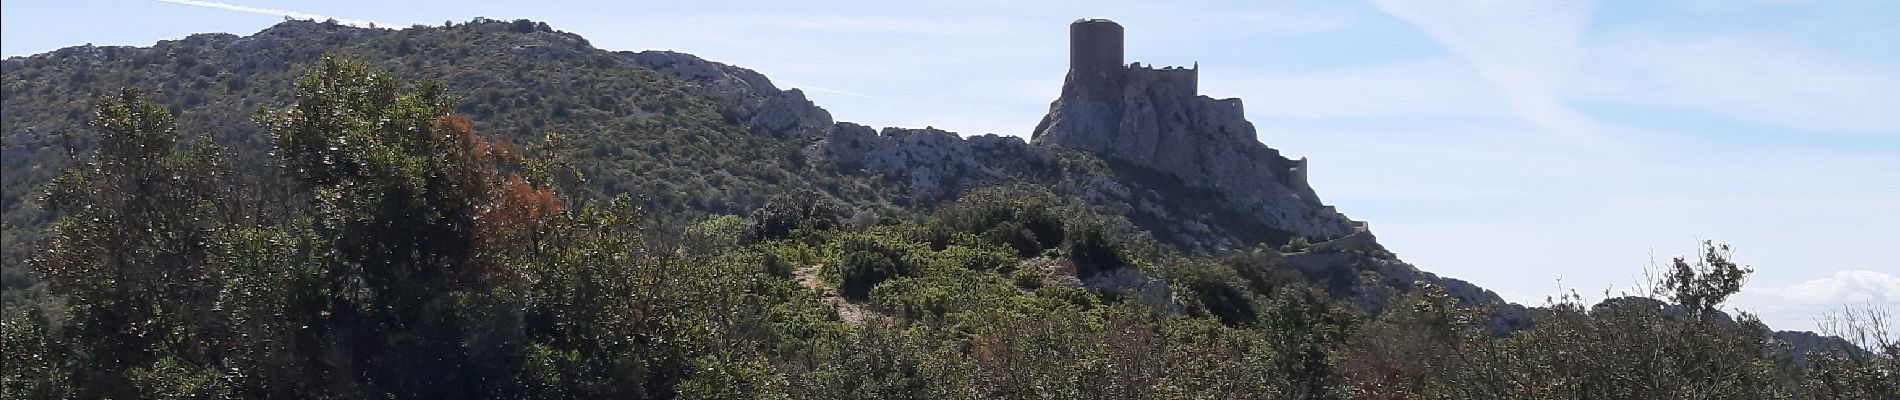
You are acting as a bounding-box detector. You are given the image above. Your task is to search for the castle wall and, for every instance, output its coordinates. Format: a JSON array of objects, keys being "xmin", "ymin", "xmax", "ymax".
[
  {"xmin": 1123, "ymin": 64, "xmax": 1201, "ymax": 105},
  {"xmin": 1291, "ymin": 157, "xmax": 1309, "ymax": 190},
  {"xmin": 1126, "ymin": 65, "xmax": 1197, "ymax": 94}
]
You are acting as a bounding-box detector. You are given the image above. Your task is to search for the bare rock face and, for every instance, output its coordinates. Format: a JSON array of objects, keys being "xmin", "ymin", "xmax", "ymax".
[
  {"xmin": 750, "ymin": 89, "xmax": 834, "ymax": 139},
  {"xmin": 1034, "ymin": 65, "xmax": 1354, "ymax": 240},
  {"xmin": 1082, "ymin": 266, "xmax": 1184, "ymax": 315},
  {"xmin": 815, "ymin": 124, "xmax": 1055, "ymax": 200},
  {"xmin": 623, "ymin": 50, "xmax": 833, "ymax": 139}
]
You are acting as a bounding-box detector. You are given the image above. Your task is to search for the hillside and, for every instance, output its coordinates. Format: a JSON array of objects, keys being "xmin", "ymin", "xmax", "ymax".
[
  {"xmin": 3, "ymin": 19, "xmax": 908, "ymax": 309},
  {"xmin": 3, "ymin": 18, "xmax": 1516, "ymax": 324},
  {"xmin": 1, "ymin": 18, "xmax": 1891, "ymax": 398}
]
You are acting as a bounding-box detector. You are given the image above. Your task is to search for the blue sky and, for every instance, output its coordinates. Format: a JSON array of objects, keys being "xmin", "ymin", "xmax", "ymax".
[{"xmin": 4, "ymin": 0, "xmax": 1896, "ymax": 332}]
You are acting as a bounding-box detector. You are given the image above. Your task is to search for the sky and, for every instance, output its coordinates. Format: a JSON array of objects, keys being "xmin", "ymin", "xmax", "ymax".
[{"xmin": 4, "ymin": 0, "xmax": 1897, "ymax": 333}]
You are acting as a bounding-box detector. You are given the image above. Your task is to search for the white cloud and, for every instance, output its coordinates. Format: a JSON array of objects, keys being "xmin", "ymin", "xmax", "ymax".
[
  {"xmin": 1750, "ymin": 270, "xmax": 1900, "ymax": 306},
  {"xmin": 1370, "ymin": 0, "xmax": 1618, "ymax": 150},
  {"xmin": 1734, "ymin": 270, "xmax": 1900, "ymax": 332},
  {"xmin": 1577, "ymin": 35, "xmax": 1900, "ymax": 134},
  {"xmin": 150, "ymin": 0, "xmax": 393, "ymax": 28}
]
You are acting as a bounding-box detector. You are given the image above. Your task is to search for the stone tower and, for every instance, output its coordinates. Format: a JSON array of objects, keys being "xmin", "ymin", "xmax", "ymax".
[{"xmin": 1068, "ymin": 19, "xmax": 1124, "ymax": 94}]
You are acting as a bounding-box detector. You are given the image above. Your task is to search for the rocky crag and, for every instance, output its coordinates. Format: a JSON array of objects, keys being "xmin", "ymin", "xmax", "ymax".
[{"xmin": 1034, "ymin": 19, "xmax": 1355, "ymax": 241}]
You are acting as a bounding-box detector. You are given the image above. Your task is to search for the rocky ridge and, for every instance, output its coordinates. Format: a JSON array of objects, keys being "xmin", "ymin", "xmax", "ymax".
[
  {"xmin": 622, "ymin": 50, "xmax": 834, "ymax": 139},
  {"xmin": 617, "ymin": 51, "xmax": 1059, "ymax": 202}
]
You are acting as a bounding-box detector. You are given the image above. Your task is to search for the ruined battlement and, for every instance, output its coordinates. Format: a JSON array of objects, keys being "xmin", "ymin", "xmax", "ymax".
[
  {"xmin": 1128, "ymin": 62, "xmax": 1198, "ymax": 94},
  {"xmin": 1069, "ymin": 19, "xmax": 1199, "ymax": 96}
]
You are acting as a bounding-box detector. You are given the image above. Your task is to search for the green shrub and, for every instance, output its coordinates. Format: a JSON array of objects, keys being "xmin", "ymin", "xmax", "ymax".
[
  {"xmin": 1066, "ymin": 223, "xmax": 1128, "ymax": 278},
  {"xmin": 1280, "ymin": 236, "xmax": 1312, "ymax": 253},
  {"xmin": 1013, "ymin": 268, "xmax": 1046, "ymax": 290},
  {"xmin": 675, "ymin": 351, "xmax": 790, "ymax": 400},
  {"xmin": 2, "ymin": 316, "xmax": 71, "ymax": 399},
  {"xmin": 684, "ymin": 214, "xmax": 753, "ymax": 254},
  {"xmin": 752, "ymin": 191, "xmax": 845, "ymax": 241},
  {"xmin": 935, "ymin": 244, "xmax": 1015, "ymax": 272},
  {"xmin": 871, "ymin": 272, "xmax": 1018, "ymax": 320},
  {"xmin": 938, "ymin": 186, "xmax": 1067, "ymax": 257},
  {"xmin": 1175, "ymin": 262, "xmax": 1258, "ymax": 327},
  {"xmin": 836, "ymin": 235, "xmax": 919, "ymax": 299},
  {"xmin": 1227, "ymin": 248, "xmax": 1304, "ymax": 297}
]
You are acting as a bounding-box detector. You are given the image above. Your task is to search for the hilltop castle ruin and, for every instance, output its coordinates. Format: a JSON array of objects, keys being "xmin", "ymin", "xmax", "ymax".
[{"xmin": 1034, "ymin": 18, "xmax": 1347, "ymax": 240}]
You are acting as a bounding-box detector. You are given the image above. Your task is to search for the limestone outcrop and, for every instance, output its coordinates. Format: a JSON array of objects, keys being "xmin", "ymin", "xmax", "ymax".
[
  {"xmin": 815, "ymin": 124, "xmax": 1055, "ymax": 200},
  {"xmin": 1032, "ymin": 23, "xmax": 1355, "ymax": 241}
]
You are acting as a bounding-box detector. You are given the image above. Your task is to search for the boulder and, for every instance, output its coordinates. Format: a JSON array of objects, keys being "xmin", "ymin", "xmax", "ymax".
[{"xmin": 1082, "ymin": 266, "xmax": 1184, "ymax": 315}]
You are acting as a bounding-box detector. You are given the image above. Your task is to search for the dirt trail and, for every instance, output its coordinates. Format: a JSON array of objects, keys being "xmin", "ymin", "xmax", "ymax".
[{"xmin": 793, "ymin": 264, "xmax": 875, "ymax": 325}]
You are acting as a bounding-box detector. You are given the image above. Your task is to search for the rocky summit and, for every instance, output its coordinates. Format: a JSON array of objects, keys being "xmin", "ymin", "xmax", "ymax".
[{"xmin": 1034, "ymin": 19, "xmax": 1355, "ymax": 241}]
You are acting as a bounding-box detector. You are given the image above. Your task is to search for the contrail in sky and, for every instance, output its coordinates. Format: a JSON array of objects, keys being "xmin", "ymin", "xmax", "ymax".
[{"xmin": 150, "ymin": 0, "xmax": 395, "ymax": 28}]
